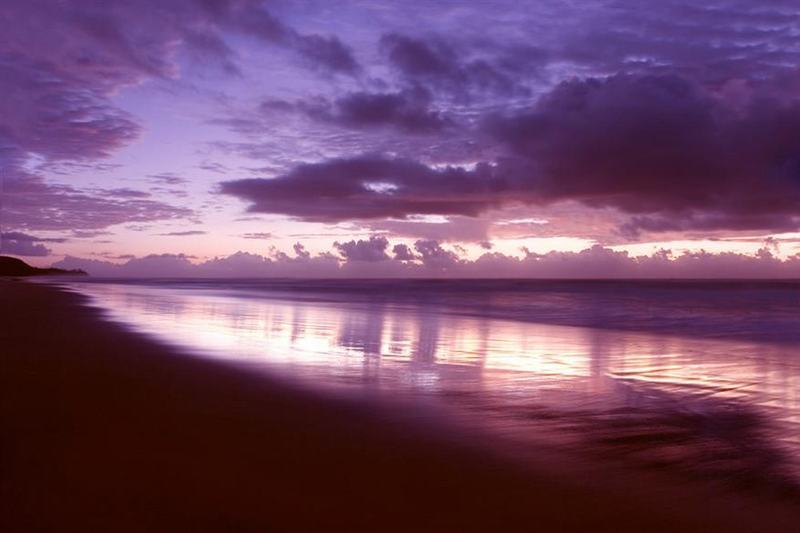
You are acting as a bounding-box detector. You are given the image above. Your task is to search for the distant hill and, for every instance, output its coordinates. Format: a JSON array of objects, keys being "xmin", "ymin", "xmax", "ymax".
[{"xmin": 0, "ymin": 256, "xmax": 87, "ymax": 277}]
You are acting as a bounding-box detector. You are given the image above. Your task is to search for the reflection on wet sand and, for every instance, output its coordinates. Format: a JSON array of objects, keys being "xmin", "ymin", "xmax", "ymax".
[{"xmin": 68, "ymin": 281, "xmax": 800, "ymax": 493}]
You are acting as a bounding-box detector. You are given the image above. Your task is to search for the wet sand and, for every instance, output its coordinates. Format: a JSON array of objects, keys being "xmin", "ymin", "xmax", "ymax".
[{"xmin": 1, "ymin": 280, "xmax": 798, "ymax": 532}]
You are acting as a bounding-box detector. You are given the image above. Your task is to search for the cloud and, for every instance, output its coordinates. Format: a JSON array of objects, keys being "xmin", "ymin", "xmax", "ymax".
[
  {"xmin": 71, "ymin": 230, "xmax": 112, "ymax": 239},
  {"xmin": 202, "ymin": 1, "xmax": 800, "ymax": 247},
  {"xmin": 0, "ymin": 0, "xmax": 359, "ymax": 199},
  {"xmin": 220, "ymin": 72, "xmax": 800, "ymax": 237},
  {"xmin": 56, "ymin": 250, "xmax": 342, "ymax": 278},
  {"xmin": 223, "ymin": 3, "xmax": 359, "ymax": 73},
  {"xmin": 0, "ymin": 56, "xmax": 140, "ymax": 164},
  {"xmin": 4, "ymin": 174, "xmax": 193, "ymax": 231},
  {"xmin": 105, "ymin": 188, "xmax": 151, "ymax": 198},
  {"xmin": 364, "ymin": 216, "xmax": 490, "ymax": 242},
  {"xmin": 52, "ymin": 240, "xmax": 800, "ymax": 279},
  {"xmin": 148, "ymin": 173, "xmax": 188, "ymax": 185},
  {"xmin": 413, "ymin": 239, "xmax": 463, "ymax": 270},
  {"xmin": 0, "ymin": 231, "xmax": 65, "ymax": 257},
  {"xmin": 241, "ymin": 232, "xmax": 273, "ymax": 240},
  {"xmin": 293, "ymin": 88, "xmax": 451, "ymax": 134},
  {"xmin": 11, "ymin": 0, "xmax": 800, "ymax": 253},
  {"xmin": 334, "ymin": 236, "xmax": 391, "ymax": 262},
  {"xmin": 392, "ymin": 243, "xmax": 416, "ymax": 261},
  {"xmin": 379, "ymin": 33, "xmax": 538, "ymax": 99},
  {"xmin": 291, "ymin": 33, "xmax": 359, "ymax": 74},
  {"xmin": 487, "ymin": 73, "xmax": 800, "ymax": 234},
  {"xmin": 157, "ymin": 230, "xmax": 207, "ymax": 236},
  {"xmin": 559, "ymin": 0, "xmax": 800, "ymax": 85},
  {"xmin": 4, "ymin": 0, "xmax": 358, "ymax": 83},
  {"xmin": 219, "ymin": 155, "xmax": 512, "ymax": 222},
  {"xmin": 293, "ymin": 242, "xmax": 310, "ymax": 259}
]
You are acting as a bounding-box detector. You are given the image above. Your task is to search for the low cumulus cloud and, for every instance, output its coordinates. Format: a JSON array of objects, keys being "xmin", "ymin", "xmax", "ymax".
[
  {"xmin": 392, "ymin": 243, "xmax": 416, "ymax": 261},
  {"xmin": 52, "ymin": 238, "xmax": 800, "ymax": 279},
  {"xmin": 334, "ymin": 236, "xmax": 391, "ymax": 262}
]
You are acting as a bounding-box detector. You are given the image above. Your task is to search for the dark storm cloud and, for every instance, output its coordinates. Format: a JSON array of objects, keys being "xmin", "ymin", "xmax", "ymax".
[
  {"xmin": 220, "ymin": 155, "xmax": 514, "ymax": 222},
  {"xmin": 222, "ymin": 72, "xmax": 800, "ymax": 234},
  {"xmin": 487, "ymin": 73, "xmax": 800, "ymax": 234},
  {"xmin": 212, "ymin": 1, "xmax": 800, "ymax": 237}
]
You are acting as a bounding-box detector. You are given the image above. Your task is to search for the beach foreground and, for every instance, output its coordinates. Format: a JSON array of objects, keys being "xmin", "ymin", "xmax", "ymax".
[{"xmin": 1, "ymin": 280, "xmax": 798, "ymax": 532}]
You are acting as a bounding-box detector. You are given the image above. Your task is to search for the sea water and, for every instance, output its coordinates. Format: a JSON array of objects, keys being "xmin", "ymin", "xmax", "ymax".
[{"xmin": 57, "ymin": 279, "xmax": 800, "ymax": 495}]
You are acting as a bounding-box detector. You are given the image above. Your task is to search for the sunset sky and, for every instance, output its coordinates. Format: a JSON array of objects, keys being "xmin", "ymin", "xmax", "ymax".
[{"xmin": 4, "ymin": 0, "xmax": 800, "ymax": 276}]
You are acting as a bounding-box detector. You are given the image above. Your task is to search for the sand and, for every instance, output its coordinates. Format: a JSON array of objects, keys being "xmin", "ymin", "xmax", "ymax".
[{"xmin": 1, "ymin": 279, "xmax": 798, "ymax": 532}]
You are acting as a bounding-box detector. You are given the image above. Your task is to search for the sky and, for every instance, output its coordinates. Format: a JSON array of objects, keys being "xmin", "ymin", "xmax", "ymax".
[{"xmin": 3, "ymin": 0, "xmax": 800, "ymax": 277}]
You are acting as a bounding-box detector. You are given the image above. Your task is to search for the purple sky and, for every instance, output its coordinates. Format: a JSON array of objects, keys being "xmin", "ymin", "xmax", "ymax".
[{"xmin": 3, "ymin": 0, "xmax": 800, "ymax": 276}]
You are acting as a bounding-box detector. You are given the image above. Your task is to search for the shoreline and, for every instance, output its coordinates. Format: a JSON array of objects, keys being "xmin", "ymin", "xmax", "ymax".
[{"xmin": 2, "ymin": 280, "xmax": 798, "ymax": 531}]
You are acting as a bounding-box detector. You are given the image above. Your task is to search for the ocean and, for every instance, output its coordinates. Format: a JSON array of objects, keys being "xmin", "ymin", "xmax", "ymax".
[{"xmin": 55, "ymin": 279, "xmax": 800, "ymax": 496}]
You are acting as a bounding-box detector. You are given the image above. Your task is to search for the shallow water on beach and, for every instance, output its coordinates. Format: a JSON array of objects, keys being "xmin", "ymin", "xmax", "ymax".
[{"xmin": 58, "ymin": 279, "xmax": 800, "ymax": 495}]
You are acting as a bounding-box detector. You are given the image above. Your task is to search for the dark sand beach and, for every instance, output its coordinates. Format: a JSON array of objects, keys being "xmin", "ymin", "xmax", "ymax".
[{"xmin": 2, "ymin": 280, "xmax": 798, "ymax": 532}]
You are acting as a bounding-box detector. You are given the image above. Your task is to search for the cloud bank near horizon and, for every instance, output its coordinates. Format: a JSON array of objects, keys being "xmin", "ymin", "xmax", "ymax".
[{"xmin": 54, "ymin": 240, "xmax": 800, "ymax": 279}]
